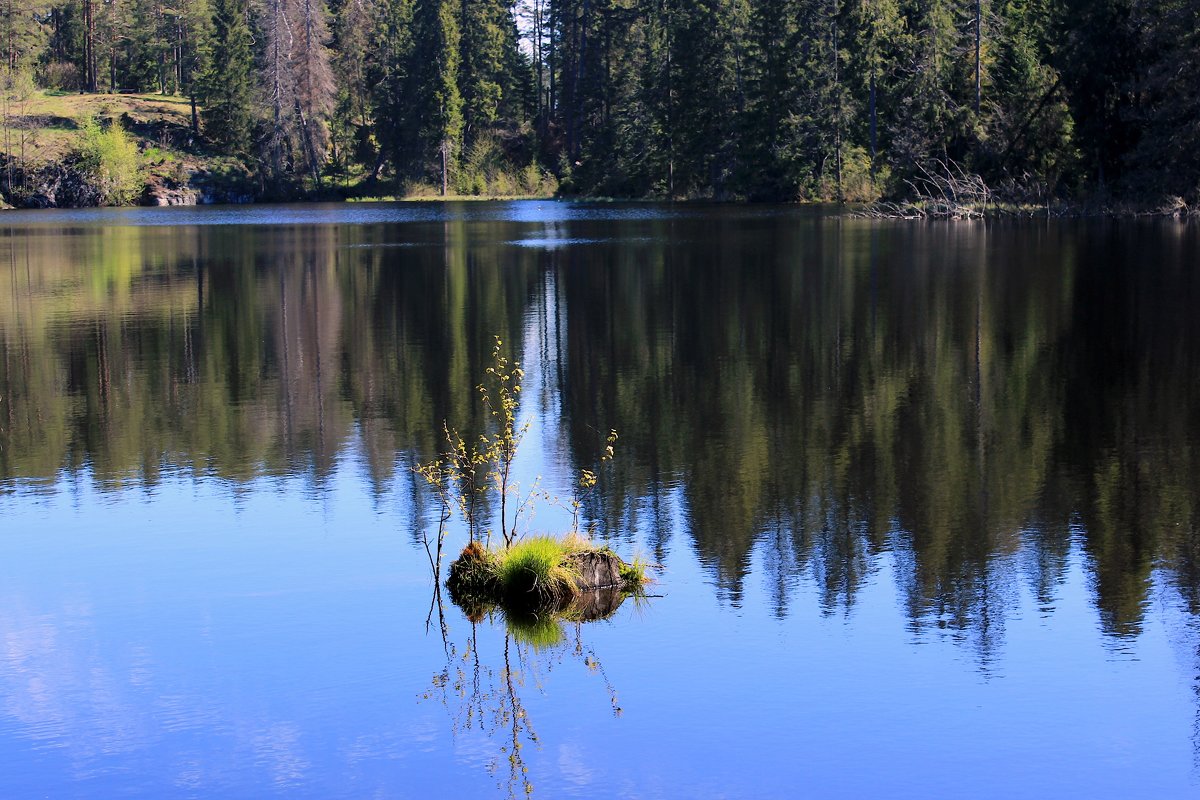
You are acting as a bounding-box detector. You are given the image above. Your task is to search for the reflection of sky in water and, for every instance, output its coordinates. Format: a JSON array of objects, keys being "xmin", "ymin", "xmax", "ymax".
[
  {"xmin": 2, "ymin": 207, "xmax": 1199, "ymax": 796},
  {"xmin": 1, "ymin": 457, "xmax": 1195, "ymax": 797},
  {"xmin": 508, "ymin": 238, "xmax": 605, "ymax": 249},
  {"xmin": 0, "ymin": 200, "xmax": 722, "ymax": 229}
]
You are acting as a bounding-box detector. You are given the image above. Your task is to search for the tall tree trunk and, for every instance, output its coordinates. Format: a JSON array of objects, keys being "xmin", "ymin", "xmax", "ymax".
[
  {"xmin": 548, "ymin": 0, "xmax": 558, "ymax": 120},
  {"xmin": 568, "ymin": 0, "xmax": 590, "ymax": 160},
  {"xmin": 84, "ymin": 0, "xmax": 97, "ymax": 92},
  {"xmin": 869, "ymin": 65, "xmax": 877, "ymax": 180},
  {"xmin": 831, "ymin": 0, "xmax": 842, "ymax": 201},
  {"xmin": 975, "ymin": 0, "xmax": 982, "ymax": 115},
  {"xmin": 534, "ymin": 0, "xmax": 544, "ymax": 127}
]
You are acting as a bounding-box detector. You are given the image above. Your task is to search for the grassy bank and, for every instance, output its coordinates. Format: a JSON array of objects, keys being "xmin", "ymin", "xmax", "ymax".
[
  {"xmin": 0, "ymin": 90, "xmax": 196, "ymax": 162},
  {"xmin": 0, "ymin": 91, "xmax": 557, "ymax": 207}
]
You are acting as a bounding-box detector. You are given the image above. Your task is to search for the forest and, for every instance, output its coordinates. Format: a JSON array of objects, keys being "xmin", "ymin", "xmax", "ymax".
[{"xmin": 0, "ymin": 0, "xmax": 1197, "ymax": 204}]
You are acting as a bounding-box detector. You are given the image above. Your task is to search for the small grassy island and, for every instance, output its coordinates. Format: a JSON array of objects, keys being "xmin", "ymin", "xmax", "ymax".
[
  {"xmin": 448, "ymin": 535, "xmax": 648, "ymax": 612},
  {"xmin": 417, "ymin": 338, "xmax": 651, "ymax": 620}
]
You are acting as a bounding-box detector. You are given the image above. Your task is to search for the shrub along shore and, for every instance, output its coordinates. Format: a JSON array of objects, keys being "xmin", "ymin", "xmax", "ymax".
[{"xmin": 0, "ymin": 91, "xmax": 556, "ymax": 209}]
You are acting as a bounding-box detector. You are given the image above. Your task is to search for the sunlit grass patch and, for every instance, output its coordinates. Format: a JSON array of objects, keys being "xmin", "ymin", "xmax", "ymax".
[{"xmin": 494, "ymin": 535, "xmax": 583, "ymax": 603}]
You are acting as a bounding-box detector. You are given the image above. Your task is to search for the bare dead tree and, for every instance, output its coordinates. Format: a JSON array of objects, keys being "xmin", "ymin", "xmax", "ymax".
[
  {"xmin": 261, "ymin": 0, "xmax": 335, "ymax": 186},
  {"xmin": 293, "ymin": 0, "xmax": 335, "ymax": 186}
]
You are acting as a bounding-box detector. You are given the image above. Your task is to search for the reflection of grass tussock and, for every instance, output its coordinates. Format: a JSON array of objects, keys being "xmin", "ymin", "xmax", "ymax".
[{"xmin": 504, "ymin": 610, "xmax": 567, "ymax": 650}]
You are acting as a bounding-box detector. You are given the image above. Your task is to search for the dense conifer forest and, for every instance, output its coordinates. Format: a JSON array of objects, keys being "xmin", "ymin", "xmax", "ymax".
[{"xmin": 0, "ymin": 0, "xmax": 1197, "ymax": 204}]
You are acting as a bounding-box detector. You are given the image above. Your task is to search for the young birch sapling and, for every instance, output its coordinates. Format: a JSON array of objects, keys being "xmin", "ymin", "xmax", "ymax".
[{"xmin": 479, "ymin": 336, "xmax": 530, "ymax": 546}]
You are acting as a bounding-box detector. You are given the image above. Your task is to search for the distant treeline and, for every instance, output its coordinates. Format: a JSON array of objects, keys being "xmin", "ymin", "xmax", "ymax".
[{"xmin": 3, "ymin": 0, "xmax": 1197, "ymax": 202}]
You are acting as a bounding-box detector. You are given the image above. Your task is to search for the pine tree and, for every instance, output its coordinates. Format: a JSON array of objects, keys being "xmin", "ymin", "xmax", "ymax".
[
  {"xmin": 846, "ymin": 0, "xmax": 904, "ymax": 182},
  {"xmin": 127, "ymin": 0, "xmax": 169, "ymax": 92},
  {"xmin": 294, "ymin": 0, "xmax": 337, "ymax": 184},
  {"xmin": 0, "ymin": 0, "xmax": 47, "ymax": 72},
  {"xmin": 667, "ymin": 0, "xmax": 744, "ymax": 198},
  {"xmin": 458, "ymin": 0, "xmax": 510, "ymax": 139},
  {"xmin": 740, "ymin": 0, "xmax": 800, "ymax": 198},
  {"xmin": 180, "ymin": 0, "xmax": 213, "ymax": 135},
  {"xmin": 331, "ymin": 0, "xmax": 375, "ymax": 170},
  {"xmin": 1129, "ymin": 0, "xmax": 1200, "ymax": 200},
  {"xmin": 982, "ymin": 0, "xmax": 1074, "ymax": 194}
]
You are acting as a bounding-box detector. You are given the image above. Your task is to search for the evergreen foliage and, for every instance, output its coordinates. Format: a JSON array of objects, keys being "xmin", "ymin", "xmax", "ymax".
[
  {"xmin": 201, "ymin": 0, "xmax": 253, "ymax": 154},
  {"xmin": 0, "ymin": 0, "xmax": 1196, "ymax": 203}
]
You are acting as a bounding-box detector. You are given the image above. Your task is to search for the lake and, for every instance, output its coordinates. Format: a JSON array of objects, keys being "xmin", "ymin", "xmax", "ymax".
[{"xmin": 1, "ymin": 202, "xmax": 1198, "ymax": 798}]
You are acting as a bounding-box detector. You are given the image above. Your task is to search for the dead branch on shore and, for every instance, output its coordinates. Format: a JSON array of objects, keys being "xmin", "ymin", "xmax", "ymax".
[{"xmin": 857, "ymin": 159, "xmax": 992, "ymax": 219}]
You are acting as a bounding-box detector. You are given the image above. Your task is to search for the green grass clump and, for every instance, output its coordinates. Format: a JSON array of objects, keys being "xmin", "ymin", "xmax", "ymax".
[
  {"xmin": 446, "ymin": 540, "xmax": 499, "ymax": 601},
  {"xmin": 495, "ymin": 535, "xmax": 582, "ymax": 602},
  {"xmin": 618, "ymin": 555, "xmax": 650, "ymax": 587}
]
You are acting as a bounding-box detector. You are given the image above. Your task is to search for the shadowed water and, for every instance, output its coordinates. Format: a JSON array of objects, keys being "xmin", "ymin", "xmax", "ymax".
[{"xmin": 1, "ymin": 203, "xmax": 1199, "ymax": 797}]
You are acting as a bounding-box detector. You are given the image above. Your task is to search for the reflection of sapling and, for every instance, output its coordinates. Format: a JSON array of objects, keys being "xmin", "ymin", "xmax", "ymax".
[{"xmin": 572, "ymin": 429, "xmax": 618, "ymax": 534}]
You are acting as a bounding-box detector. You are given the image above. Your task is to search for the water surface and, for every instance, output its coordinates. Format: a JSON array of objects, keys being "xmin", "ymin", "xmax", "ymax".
[{"xmin": 2, "ymin": 203, "xmax": 1199, "ymax": 798}]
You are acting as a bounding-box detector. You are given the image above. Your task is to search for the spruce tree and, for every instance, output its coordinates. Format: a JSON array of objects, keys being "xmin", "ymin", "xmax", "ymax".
[
  {"xmin": 458, "ymin": 0, "xmax": 507, "ymax": 138},
  {"xmin": 372, "ymin": 0, "xmax": 417, "ymax": 175},
  {"xmin": 201, "ymin": 0, "xmax": 253, "ymax": 153},
  {"xmin": 402, "ymin": 0, "xmax": 463, "ymax": 190}
]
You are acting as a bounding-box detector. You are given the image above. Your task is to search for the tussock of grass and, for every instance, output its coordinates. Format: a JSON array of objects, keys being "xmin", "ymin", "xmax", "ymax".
[
  {"xmin": 446, "ymin": 540, "xmax": 499, "ymax": 600},
  {"xmin": 495, "ymin": 535, "xmax": 582, "ymax": 603},
  {"xmin": 619, "ymin": 555, "xmax": 651, "ymax": 587}
]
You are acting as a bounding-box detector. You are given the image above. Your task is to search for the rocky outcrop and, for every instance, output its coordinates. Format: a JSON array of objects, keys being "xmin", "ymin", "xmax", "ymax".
[
  {"xmin": 141, "ymin": 175, "xmax": 198, "ymax": 206},
  {"xmin": 0, "ymin": 153, "xmax": 260, "ymax": 209},
  {"xmin": 565, "ymin": 550, "xmax": 626, "ymax": 590},
  {"xmin": 17, "ymin": 158, "xmax": 103, "ymax": 208}
]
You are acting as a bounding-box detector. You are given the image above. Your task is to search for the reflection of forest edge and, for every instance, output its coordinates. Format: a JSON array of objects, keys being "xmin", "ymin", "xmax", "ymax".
[{"xmin": 2, "ymin": 214, "xmax": 1198, "ymax": 644}]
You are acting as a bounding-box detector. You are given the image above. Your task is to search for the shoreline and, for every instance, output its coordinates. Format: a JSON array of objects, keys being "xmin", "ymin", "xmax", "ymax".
[{"xmin": 1, "ymin": 189, "xmax": 1193, "ymax": 221}]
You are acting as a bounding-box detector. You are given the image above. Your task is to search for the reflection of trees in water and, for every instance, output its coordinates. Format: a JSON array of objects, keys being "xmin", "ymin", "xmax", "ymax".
[
  {"xmin": 552, "ymin": 218, "xmax": 1200, "ymax": 651},
  {"xmin": 0, "ymin": 225, "xmax": 355, "ymax": 485},
  {"xmin": 422, "ymin": 591, "xmax": 624, "ymax": 798},
  {"xmin": 0, "ymin": 219, "xmax": 543, "ymax": 494},
  {"xmin": 2, "ymin": 213, "xmax": 1200, "ymax": 656}
]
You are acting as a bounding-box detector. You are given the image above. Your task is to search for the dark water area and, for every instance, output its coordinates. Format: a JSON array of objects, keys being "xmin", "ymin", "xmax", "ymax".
[{"xmin": 2, "ymin": 202, "xmax": 1199, "ymax": 798}]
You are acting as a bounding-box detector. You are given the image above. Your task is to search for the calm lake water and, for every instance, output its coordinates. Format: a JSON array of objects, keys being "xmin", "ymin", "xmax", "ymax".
[{"xmin": 1, "ymin": 202, "xmax": 1199, "ymax": 798}]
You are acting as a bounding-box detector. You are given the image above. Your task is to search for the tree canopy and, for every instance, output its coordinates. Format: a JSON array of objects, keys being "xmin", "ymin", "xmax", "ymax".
[{"xmin": 4, "ymin": 0, "xmax": 1199, "ymax": 202}]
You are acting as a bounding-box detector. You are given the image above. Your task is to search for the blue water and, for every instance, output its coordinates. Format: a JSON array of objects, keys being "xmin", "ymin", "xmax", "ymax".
[{"xmin": 1, "ymin": 203, "xmax": 1198, "ymax": 798}]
